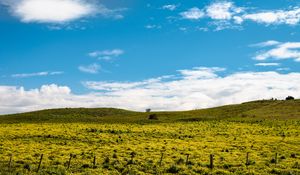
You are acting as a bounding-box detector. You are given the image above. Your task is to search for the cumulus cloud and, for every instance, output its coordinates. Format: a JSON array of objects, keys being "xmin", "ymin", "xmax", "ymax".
[
  {"xmin": 11, "ymin": 71, "xmax": 63, "ymax": 78},
  {"xmin": 1, "ymin": 67, "xmax": 299, "ymax": 114},
  {"xmin": 180, "ymin": 7, "xmax": 205, "ymax": 20},
  {"xmin": 78, "ymin": 63, "xmax": 101, "ymax": 74},
  {"xmin": 178, "ymin": 1, "xmax": 300, "ymax": 30},
  {"xmin": 0, "ymin": 0, "xmax": 123, "ymax": 24},
  {"xmin": 243, "ymin": 8, "xmax": 300, "ymax": 25},
  {"xmin": 88, "ymin": 49, "xmax": 124, "ymax": 61},
  {"xmin": 253, "ymin": 41, "xmax": 300, "ymax": 62},
  {"xmin": 206, "ymin": 1, "xmax": 243, "ymax": 20}
]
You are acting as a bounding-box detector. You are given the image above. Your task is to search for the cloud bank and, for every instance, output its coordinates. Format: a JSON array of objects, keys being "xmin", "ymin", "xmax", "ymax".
[{"xmin": 1, "ymin": 67, "xmax": 300, "ymax": 114}]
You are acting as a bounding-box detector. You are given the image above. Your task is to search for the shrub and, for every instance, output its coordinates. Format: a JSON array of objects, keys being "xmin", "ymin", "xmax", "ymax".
[
  {"xmin": 81, "ymin": 164, "xmax": 90, "ymax": 168},
  {"xmin": 167, "ymin": 165, "xmax": 180, "ymax": 174},
  {"xmin": 286, "ymin": 96, "xmax": 295, "ymax": 100},
  {"xmin": 104, "ymin": 157, "xmax": 110, "ymax": 164},
  {"xmin": 176, "ymin": 158, "xmax": 184, "ymax": 164},
  {"xmin": 270, "ymin": 158, "xmax": 277, "ymax": 164},
  {"xmin": 292, "ymin": 162, "xmax": 299, "ymax": 169},
  {"xmin": 112, "ymin": 153, "xmax": 118, "ymax": 158},
  {"xmin": 223, "ymin": 163, "xmax": 232, "ymax": 169},
  {"xmin": 24, "ymin": 164, "xmax": 31, "ymax": 171},
  {"xmin": 148, "ymin": 114, "xmax": 158, "ymax": 120},
  {"xmin": 291, "ymin": 153, "xmax": 297, "ymax": 158}
]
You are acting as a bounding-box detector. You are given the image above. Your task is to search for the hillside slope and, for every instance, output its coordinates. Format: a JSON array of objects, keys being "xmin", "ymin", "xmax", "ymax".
[{"xmin": 0, "ymin": 99, "xmax": 299, "ymax": 123}]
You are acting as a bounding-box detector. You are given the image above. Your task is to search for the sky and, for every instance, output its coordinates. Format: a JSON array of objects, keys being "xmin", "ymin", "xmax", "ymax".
[{"xmin": 1, "ymin": 0, "xmax": 300, "ymax": 114}]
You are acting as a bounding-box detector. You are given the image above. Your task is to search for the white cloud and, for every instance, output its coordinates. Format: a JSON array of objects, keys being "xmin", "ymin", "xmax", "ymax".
[
  {"xmin": 178, "ymin": 67, "xmax": 225, "ymax": 79},
  {"xmin": 78, "ymin": 63, "xmax": 101, "ymax": 74},
  {"xmin": 88, "ymin": 49, "xmax": 124, "ymax": 61},
  {"xmin": 162, "ymin": 4, "xmax": 177, "ymax": 11},
  {"xmin": 277, "ymin": 67, "xmax": 290, "ymax": 71},
  {"xmin": 180, "ymin": 7, "xmax": 205, "ymax": 20},
  {"xmin": 255, "ymin": 63, "xmax": 280, "ymax": 67},
  {"xmin": 1, "ymin": 0, "xmax": 123, "ymax": 24},
  {"xmin": 233, "ymin": 16, "xmax": 243, "ymax": 24},
  {"xmin": 253, "ymin": 41, "xmax": 300, "ymax": 62},
  {"xmin": 250, "ymin": 40, "xmax": 281, "ymax": 47},
  {"xmin": 10, "ymin": 0, "xmax": 96, "ymax": 23},
  {"xmin": 243, "ymin": 8, "xmax": 300, "ymax": 25},
  {"xmin": 145, "ymin": 24, "xmax": 162, "ymax": 29},
  {"xmin": 178, "ymin": 1, "xmax": 300, "ymax": 31},
  {"xmin": 11, "ymin": 71, "xmax": 63, "ymax": 78},
  {"xmin": 206, "ymin": 1, "xmax": 242, "ymax": 20},
  {"xmin": 1, "ymin": 68, "xmax": 300, "ymax": 114}
]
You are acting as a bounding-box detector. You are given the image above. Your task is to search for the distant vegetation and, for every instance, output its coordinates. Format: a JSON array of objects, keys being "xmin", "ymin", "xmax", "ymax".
[
  {"xmin": 1, "ymin": 99, "xmax": 300, "ymax": 124},
  {"xmin": 286, "ymin": 96, "xmax": 295, "ymax": 101},
  {"xmin": 0, "ymin": 99, "xmax": 299, "ymax": 174}
]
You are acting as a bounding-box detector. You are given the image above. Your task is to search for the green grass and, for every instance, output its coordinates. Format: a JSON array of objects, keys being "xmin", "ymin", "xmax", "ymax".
[
  {"xmin": 1, "ymin": 99, "xmax": 300, "ymax": 124},
  {"xmin": 0, "ymin": 99, "xmax": 299, "ymax": 174}
]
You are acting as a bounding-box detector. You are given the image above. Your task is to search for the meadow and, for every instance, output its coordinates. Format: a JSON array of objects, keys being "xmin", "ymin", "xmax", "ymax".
[{"xmin": 0, "ymin": 100, "xmax": 299, "ymax": 175}]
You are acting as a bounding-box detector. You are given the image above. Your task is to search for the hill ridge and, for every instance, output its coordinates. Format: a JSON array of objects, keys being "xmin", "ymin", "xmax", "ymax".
[{"xmin": 0, "ymin": 99, "xmax": 299, "ymax": 123}]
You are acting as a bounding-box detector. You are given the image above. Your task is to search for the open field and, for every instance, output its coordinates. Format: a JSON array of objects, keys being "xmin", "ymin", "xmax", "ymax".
[{"xmin": 0, "ymin": 100, "xmax": 299, "ymax": 174}]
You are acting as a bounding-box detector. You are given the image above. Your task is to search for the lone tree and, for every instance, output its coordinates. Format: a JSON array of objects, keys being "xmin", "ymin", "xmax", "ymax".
[
  {"xmin": 286, "ymin": 96, "xmax": 295, "ymax": 100},
  {"xmin": 145, "ymin": 108, "xmax": 151, "ymax": 113}
]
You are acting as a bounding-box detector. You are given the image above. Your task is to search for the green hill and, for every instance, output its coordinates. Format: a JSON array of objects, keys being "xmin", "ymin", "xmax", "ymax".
[{"xmin": 0, "ymin": 99, "xmax": 299, "ymax": 123}]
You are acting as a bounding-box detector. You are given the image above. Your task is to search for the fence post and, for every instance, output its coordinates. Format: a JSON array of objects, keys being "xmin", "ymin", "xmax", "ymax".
[
  {"xmin": 159, "ymin": 153, "xmax": 164, "ymax": 166},
  {"xmin": 246, "ymin": 152, "xmax": 250, "ymax": 166},
  {"xmin": 8, "ymin": 154, "xmax": 13, "ymax": 171},
  {"xmin": 67, "ymin": 154, "xmax": 73, "ymax": 169},
  {"xmin": 93, "ymin": 156, "xmax": 96, "ymax": 168},
  {"xmin": 275, "ymin": 153, "xmax": 278, "ymax": 166},
  {"xmin": 36, "ymin": 154, "xmax": 43, "ymax": 172},
  {"xmin": 209, "ymin": 154, "xmax": 214, "ymax": 169},
  {"xmin": 186, "ymin": 154, "xmax": 190, "ymax": 165}
]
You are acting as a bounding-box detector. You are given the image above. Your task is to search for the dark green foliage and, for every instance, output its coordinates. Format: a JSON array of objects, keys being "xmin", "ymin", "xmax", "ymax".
[
  {"xmin": 176, "ymin": 158, "xmax": 185, "ymax": 165},
  {"xmin": 292, "ymin": 162, "xmax": 300, "ymax": 169},
  {"xmin": 148, "ymin": 114, "xmax": 158, "ymax": 120},
  {"xmin": 103, "ymin": 157, "xmax": 110, "ymax": 164},
  {"xmin": 286, "ymin": 96, "xmax": 295, "ymax": 101},
  {"xmin": 81, "ymin": 164, "xmax": 90, "ymax": 169},
  {"xmin": 23, "ymin": 164, "xmax": 31, "ymax": 171},
  {"xmin": 291, "ymin": 153, "xmax": 297, "ymax": 158},
  {"xmin": 167, "ymin": 164, "xmax": 180, "ymax": 173}
]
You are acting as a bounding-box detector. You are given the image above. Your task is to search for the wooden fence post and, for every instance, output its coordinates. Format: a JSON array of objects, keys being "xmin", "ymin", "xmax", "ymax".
[
  {"xmin": 159, "ymin": 153, "xmax": 164, "ymax": 166},
  {"xmin": 246, "ymin": 152, "xmax": 250, "ymax": 166},
  {"xmin": 209, "ymin": 154, "xmax": 214, "ymax": 169},
  {"xmin": 275, "ymin": 153, "xmax": 278, "ymax": 166},
  {"xmin": 8, "ymin": 154, "xmax": 13, "ymax": 171},
  {"xmin": 36, "ymin": 154, "xmax": 43, "ymax": 172},
  {"xmin": 93, "ymin": 156, "xmax": 96, "ymax": 168},
  {"xmin": 186, "ymin": 154, "xmax": 190, "ymax": 165},
  {"xmin": 67, "ymin": 154, "xmax": 73, "ymax": 169}
]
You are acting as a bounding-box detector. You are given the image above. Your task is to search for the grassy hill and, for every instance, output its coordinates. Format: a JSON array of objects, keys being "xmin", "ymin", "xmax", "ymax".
[
  {"xmin": 0, "ymin": 99, "xmax": 299, "ymax": 174},
  {"xmin": 0, "ymin": 99, "xmax": 299, "ymax": 123}
]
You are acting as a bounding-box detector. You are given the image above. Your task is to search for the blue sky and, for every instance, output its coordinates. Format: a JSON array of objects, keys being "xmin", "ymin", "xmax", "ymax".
[{"xmin": 1, "ymin": 0, "xmax": 300, "ymax": 114}]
